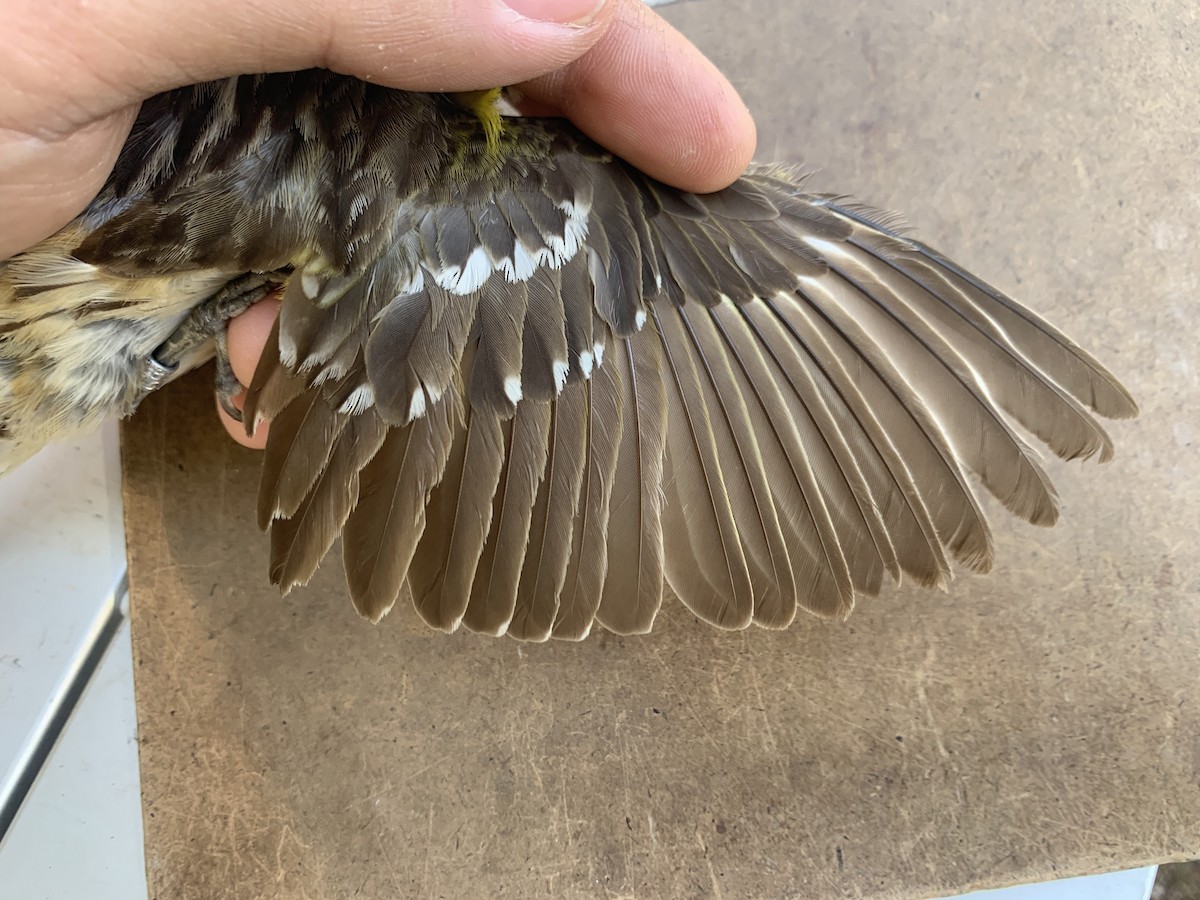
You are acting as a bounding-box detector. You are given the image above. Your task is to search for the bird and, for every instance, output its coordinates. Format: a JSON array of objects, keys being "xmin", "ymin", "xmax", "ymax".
[{"xmin": 0, "ymin": 70, "xmax": 1137, "ymax": 640}]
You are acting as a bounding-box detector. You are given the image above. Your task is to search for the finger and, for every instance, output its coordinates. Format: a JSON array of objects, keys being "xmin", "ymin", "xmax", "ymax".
[
  {"xmin": 2, "ymin": 0, "xmax": 617, "ymax": 257},
  {"xmin": 0, "ymin": 109, "xmax": 139, "ymax": 259},
  {"xmin": 7, "ymin": 0, "xmax": 619, "ymax": 133},
  {"xmin": 517, "ymin": 0, "xmax": 756, "ymax": 192},
  {"xmin": 218, "ymin": 294, "xmax": 281, "ymax": 447},
  {"xmin": 217, "ymin": 389, "xmax": 270, "ymax": 449},
  {"xmin": 226, "ymin": 294, "xmax": 282, "ymax": 388}
]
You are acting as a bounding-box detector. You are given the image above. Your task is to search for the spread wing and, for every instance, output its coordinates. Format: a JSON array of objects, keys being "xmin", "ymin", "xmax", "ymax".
[
  {"xmin": 241, "ymin": 124, "xmax": 1135, "ymax": 640},
  {"xmin": 59, "ymin": 72, "xmax": 1133, "ymax": 639}
]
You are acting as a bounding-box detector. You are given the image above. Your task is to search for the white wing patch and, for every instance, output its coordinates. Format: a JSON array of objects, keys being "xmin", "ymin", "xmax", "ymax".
[
  {"xmin": 578, "ymin": 350, "xmax": 595, "ymax": 378},
  {"xmin": 436, "ymin": 245, "xmax": 493, "ymax": 295},
  {"xmin": 553, "ymin": 359, "xmax": 570, "ymax": 393},
  {"xmin": 504, "ymin": 376, "xmax": 523, "ymax": 405},
  {"xmin": 338, "ymin": 383, "xmax": 375, "ymax": 415},
  {"xmin": 406, "ymin": 386, "xmax": 427, "ymax": 421}
]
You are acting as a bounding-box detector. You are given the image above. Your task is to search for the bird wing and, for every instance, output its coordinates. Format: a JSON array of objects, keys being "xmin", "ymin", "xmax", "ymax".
[
  {"xmin": 242, "ymin": 142, "xmax": 1136, "ymax": 640},
  {"xmin": 61, "ymin": 73, "xmax": 1135, "ymax": 639}
]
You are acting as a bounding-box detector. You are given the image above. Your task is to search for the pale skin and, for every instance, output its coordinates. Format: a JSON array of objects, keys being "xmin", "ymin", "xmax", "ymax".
[{"xmin": 2, "ymin": 0, "xmax": 756, "ymax": 448}]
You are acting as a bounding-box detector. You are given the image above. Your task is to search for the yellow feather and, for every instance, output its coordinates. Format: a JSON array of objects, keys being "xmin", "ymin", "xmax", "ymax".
[{"xmin": 450, "ymin": 88, "xmax": 505, "ymax": 153}]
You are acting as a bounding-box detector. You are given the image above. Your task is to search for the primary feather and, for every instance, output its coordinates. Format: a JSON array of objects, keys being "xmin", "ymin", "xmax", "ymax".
[{"xmin": 0, "ymin": 70, "xmax": 1137, "ymax": 637}]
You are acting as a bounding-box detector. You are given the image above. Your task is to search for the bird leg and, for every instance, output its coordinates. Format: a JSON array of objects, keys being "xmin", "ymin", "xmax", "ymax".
[{"xmin": 142, "ymin": 271, "xmax": 284, "ymax": 419}]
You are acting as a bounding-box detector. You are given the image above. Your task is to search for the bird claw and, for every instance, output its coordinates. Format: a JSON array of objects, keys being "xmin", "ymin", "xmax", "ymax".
[
  {"xmin": 139, "ymin": 270, "xmax": 284, "ymax": 414},
  {"xmin": 214, "ymin": 329, "xmax": 244, "ymax": 423}
]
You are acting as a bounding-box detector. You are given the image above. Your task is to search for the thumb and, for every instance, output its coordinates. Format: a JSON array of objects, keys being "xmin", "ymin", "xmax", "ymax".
[{"xmin": 1, "ymin": 0, "xmax": 617, "ymax": 257}]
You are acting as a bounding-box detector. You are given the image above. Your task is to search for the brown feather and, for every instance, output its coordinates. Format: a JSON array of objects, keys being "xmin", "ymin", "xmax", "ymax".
[
  {"xmin": 268, "ymin": 411, "xmax": 388, "ymax": 591},
  {"xmin": 509, "ymin": 386, "xmax": 588, "ymax": 641},
  {"xmin": 736, "ymin": 300, "xmax": 944, "ymax": 591},
  {"xmin": 521, "ymin": 265, "xmax": 571, "ymax": 401},
  {"xmin": 341, "ymin": 393, "xmax": 456, "ymax": 621},
  {"xmin": 712, "ymin": 300, "xmax": 879, "ymax": 621},
  {"xmin": 409, "ymin": 370, "xmax": 506, "ymax": 632},
  {"xmin": 256, "ymin": 390, "xmax": 346, "ymax": 529},
  {"xmin": 766, "ymin": 291, "xmax": 994, "ymax": 572},
  {"xmin": 242, "ymin": 316, "xmax": 305, "ymax": 441},
  {"xmin": 463, "ymin": 398, "xmax": 552, "ymax": 635},
  {"xmin": 470, "ymin": 280, "xmax": 529, "ymax": 415},
  {"xmin": 675, "ymin": 306, "xmax": 807, "ymax": 620},
  {"xmin": 654, "ymin": 306, "xmax": 755, "ymax": 628},
  {"xmin": 595, "ymin": 329, "xmax": 668, "ymax": 635},
  {"xmin": 551, "ymin": 353, "xmax": 625, "ymax": 640},
  {"xmin": 798, "ymin": 258, "xmax": 1061, "ymax": 526}
]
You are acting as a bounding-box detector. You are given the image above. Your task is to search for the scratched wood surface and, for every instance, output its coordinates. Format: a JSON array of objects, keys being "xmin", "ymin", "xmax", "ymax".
[{"xmin": 124, "ymin": 1, "xmax": 1200, "ymax": 897}]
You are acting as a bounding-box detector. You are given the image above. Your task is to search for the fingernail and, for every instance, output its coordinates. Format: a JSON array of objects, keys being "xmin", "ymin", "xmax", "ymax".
[{"xmin": 503, "ymin": 0, "xmax": 606, "ymax": 26}]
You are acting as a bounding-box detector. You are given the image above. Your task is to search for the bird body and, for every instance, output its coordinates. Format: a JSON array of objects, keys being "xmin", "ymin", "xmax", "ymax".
[{"xmin": 0, "ymin": 70, "xmax": 1137, "ymax": 639}]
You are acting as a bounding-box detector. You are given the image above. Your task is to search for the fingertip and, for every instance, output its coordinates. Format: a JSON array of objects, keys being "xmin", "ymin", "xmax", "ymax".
[
  {"xmin": 672, "ymin": 84, "xmax": 757, "ymax": 194},
  {"xmin": 220, "ymin": 295, "xmax": 279, "ymax": 448},
  {"xmin": 217, "ymin": 391, "xmax": 271, "ymax": 449},
  {"xmin": 519, "ymin": 0, "xmax": 757, "ymax": 193},
  {"xmin": 226, "ymin": 295, "xmax": 281, "ymax": 387}
]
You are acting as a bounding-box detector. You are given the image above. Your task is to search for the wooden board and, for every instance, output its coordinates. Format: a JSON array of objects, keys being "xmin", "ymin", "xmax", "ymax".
[{"xmin": 123, "ymin": 2, "xmax": 1200, "ymax": 896}]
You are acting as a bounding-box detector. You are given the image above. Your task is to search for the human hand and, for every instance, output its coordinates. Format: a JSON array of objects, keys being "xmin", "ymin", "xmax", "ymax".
[{"xmin": 2, "ymin": 0, "xmax": 756, "ymax": 447}]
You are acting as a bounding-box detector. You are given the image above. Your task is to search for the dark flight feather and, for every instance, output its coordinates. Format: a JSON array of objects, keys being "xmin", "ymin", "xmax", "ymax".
[
  {"xmin": 552, "ymin": 354, "xmax": 625, "ymax": 640},
  {"xmin": 510, "ymin": 384, "xmax": 588, "ymax": 641},
  {"xmin": 595, "ymin": 331, "xmax": 668, "ymax": 635}
]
